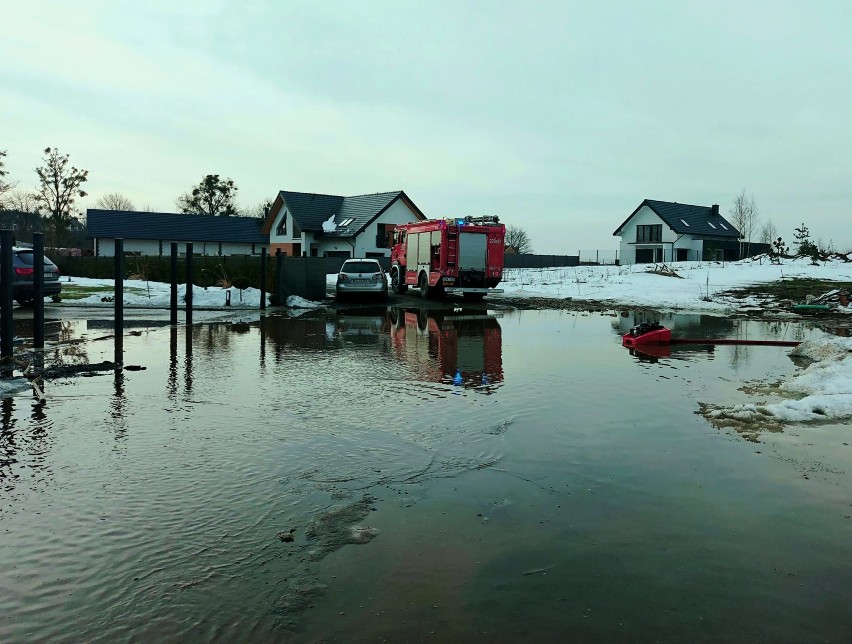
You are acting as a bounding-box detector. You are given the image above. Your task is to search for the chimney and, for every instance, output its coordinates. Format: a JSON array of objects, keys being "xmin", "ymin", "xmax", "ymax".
[{"xmin": 711, "ymin": 204, "xmax": 719, "ymax": 216}]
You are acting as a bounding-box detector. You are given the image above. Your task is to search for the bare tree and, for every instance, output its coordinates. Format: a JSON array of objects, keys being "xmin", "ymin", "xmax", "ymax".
[
  {"xmin": 759, "ymin": 218, "xmax": 777, "ymax": 245},
  {"xmin": 2, "ymin": 188, "xmax": 41, "ymax": 214},
  {"xmin": 729, "ymin": 189, "xmax": 759, "ymax": 258},
  {"xmin": 0, "ymin": 149, "xmax": 17, "ymax": 205},
  {"xmin": 34, "ymin": 147, "xmax": 89, "ymax": 247},
  {"xmin": 0, "ymin": 189, "xmax": 44, "ymax": 241},
  {"xmin": 177, "ymin": 174, "xmax": 238, "ymax": 216},
  {"xmin": 95, "ymin": 192, "xmax": 135, "ymax": 211},
  {"xmin": 242, "ymin": 198, "xmax": 274, "ymax": 218},
  {"xmin": 505, "ymin": 225, "xmax": 533, "ymax": 254}
]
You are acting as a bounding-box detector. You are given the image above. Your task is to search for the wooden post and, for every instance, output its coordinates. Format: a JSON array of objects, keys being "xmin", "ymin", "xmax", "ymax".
[
  {"xmin": 259, "ymin": 247, "xmax": 267, "ymax": 310},
  {"xmin": 33, "ymin": 233, "xmax": 45, "ymax": 348},
  {"xmin": 114, "ymin": 239, "xmax": 124, "ymax": 367},
  {"xmin": 185, "ymin": 243, "xmax": 193, "ymax": 326},
  {"xmin": 0, "ymin": 230, "xmax": 13, "ymax": 363},
  {"xmin": 170, "ymin": 242, "xmax": 178, "ymax": 325}
]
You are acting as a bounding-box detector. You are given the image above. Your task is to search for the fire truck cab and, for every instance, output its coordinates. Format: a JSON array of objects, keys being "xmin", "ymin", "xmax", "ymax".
[{"xmin": 389, "ymin": 215, "xmax": 505, "ymax": 300}]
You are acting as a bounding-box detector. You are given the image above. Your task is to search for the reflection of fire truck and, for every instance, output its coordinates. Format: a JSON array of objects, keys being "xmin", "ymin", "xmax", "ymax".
[
  {"xmin": 387, "ymin": 307, "xmax": 503, "ymax": 391},
  {"xmin": 389, "ymin": 216, "xmax": 505, "ymax": 301}
]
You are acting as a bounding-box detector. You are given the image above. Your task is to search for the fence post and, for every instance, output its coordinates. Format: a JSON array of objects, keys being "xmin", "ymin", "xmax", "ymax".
[
  {"xmin": 273, "ymin": 249, "xmax": 283, "ymax": 306},
  {"xmin": 114, "ymin": 238, "xmax": 124, "ymax": 367},
  {"xmin": 0, "ymin": 230, "xmax": 13, "ymax": 364},
  {"xmin": 33, "ymin": 233, "xmax": 45, "ymax": 349},
  {"xmin": 185, "ymin": 243, "xmax": 193, "ymax": 326},
  {"xmin": 259, "ymin": 247, "xmax": 267, "ymax": 310},
  {"xmin": 170, "ymin": 242, "xmax": 178, "ymax": 325}
]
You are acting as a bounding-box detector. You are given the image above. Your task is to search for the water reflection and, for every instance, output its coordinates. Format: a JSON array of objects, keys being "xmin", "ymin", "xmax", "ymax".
[{"xmin": 385, "ymin": 307, "xmax": 503, "ymax": 392}]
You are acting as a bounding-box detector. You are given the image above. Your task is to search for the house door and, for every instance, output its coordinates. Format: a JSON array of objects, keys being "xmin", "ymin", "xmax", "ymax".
[
  {"xmin": 635, "ymin": 247, "xmax": 662, "ymax": 264},
  {"xmin": 292, "ymin": 243, "xmax": 302, "ymax": 257},
  {"xmin": 676, "ymin": 248, "xmax": 688, "ymax": 261}
]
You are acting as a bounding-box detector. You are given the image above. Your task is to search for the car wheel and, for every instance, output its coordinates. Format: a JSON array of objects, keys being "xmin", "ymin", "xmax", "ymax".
[{"xmin": 15, "ymin": 298, "xmax": 34, "ymax": 307}]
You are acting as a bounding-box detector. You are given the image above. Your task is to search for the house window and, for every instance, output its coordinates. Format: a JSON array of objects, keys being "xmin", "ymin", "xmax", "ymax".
[
  {"xmin": 277, "ymin": 213, "xmax": 287, "ymax": 236},
  {"xmin": 251, "ymin": 243, "xmax": 256, "ymax": 255},
  {"xmin": 636, "ymin": 224, "xmax": 662, "ymax": 243}
]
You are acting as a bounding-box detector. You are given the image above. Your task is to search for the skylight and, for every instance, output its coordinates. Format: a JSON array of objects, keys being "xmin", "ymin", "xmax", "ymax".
[
  {"xmin": 719, "ymin": 222, "xmax": 728, "ymax": 230},
  {"xmin": 339, "ymin": 217, "xmax": 355, "ymax": 227},
  {"xmin": 708, "ymin": 222, "xmax": 717, "ymax": 229},
  {"xmin": 680, "ymin": 219, "xmax": 690, "ymax": 227}
]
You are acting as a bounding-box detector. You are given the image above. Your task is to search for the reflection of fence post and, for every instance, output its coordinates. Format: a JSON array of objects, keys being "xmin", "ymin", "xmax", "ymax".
[
  {"xmin": 185, "ymin": 243, "xmax": 193, "ymax": 326},
  {"xmin": 259, "ymin": 247, "xmax": 267, "ymax": 310},
  {"xmin": 33, "ymin": 233, "xmax": 45, "ymax": 349},
  {"xmin": 170, "ymin": 242, "xmax": 178, "ymax": 326},
  {"xmin": 0, "ymin": 230, "xmax": 13, "ymax": 363},
  {"xmin": 114, "ymin": 238, "xmax": 124, "ymax": 367}
]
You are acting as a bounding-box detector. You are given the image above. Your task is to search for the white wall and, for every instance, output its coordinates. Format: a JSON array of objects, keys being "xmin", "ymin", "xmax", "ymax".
[
  {"xmin": 268, "ymin": 208, "xmax": 294, "ymax": 245},
  {"xmin": 95, "ymin": 238, "xmax": 258, "ymax": 257}
]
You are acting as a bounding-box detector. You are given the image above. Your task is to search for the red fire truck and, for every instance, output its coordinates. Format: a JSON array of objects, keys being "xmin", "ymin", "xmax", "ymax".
[{"xmin": 389, "ymin": 216, "xmax": 505, "ymax": 300}]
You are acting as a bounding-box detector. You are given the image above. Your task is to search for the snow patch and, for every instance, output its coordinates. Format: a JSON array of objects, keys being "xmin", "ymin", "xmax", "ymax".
[{"xmin": 321, "ymin": 214, "xmax": 337, "ymax": 233}]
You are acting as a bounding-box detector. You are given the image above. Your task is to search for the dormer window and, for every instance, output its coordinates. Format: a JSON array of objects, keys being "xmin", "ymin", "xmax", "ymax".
[
  {"xmin": 277, "ymin": 212, "xmax": 287, "ymax": 236},
  {"xmin": 339, "ymin": 217, "xmax": 355, "ymax": 227}
]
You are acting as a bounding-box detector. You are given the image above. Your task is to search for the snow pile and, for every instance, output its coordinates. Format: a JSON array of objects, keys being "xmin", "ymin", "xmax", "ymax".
[
  {"xmin": 286, "ymin": 295, "xmax": 325, "ymax": 309},
  {"xmin": 701, "ymin": 337, "xmax": 852, "ymax": 428}
]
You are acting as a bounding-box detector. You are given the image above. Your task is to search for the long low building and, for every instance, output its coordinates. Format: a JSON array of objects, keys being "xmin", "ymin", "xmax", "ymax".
[{"xmin": 87, "ymin": 209, "xmax": 267, "ymax": 257}]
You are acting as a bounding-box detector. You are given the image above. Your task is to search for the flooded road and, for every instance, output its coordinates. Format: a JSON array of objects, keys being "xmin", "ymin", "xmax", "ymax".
[{"xmin": 1, "ymin": 308, "xmax": 851, "ymax": 641}]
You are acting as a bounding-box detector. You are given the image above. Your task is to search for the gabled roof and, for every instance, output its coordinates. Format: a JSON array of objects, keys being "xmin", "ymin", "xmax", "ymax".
[
  {"xmin": 262, "ymin": 190, "xmax": 426, "ymax": 237},
  {"xmin": 86, "ymin": 209, "xmax": 267, "ymax": 243},
  {"xmin": 613, "ymin": 199, "xmax": 741, "ymax": 239}
]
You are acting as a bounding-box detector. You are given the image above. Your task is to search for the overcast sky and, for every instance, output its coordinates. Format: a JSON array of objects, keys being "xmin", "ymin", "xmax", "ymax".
[{"xmin": 2, "ymin": 1, "xmax": 850, "ymax": 254}]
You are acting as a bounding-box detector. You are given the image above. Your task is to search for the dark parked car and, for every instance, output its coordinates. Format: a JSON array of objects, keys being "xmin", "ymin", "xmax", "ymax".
[{"xmin": 9, "ymin": 246, "xmax": 62, "ymax": 306}]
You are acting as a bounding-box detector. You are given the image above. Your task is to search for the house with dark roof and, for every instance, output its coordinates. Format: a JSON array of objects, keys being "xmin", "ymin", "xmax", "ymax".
[
  {"xmin": 261, "ymin": 190, "xmax": 426, "ymax": 258},
  {"xmin": 613, "ymin": 199, "xmax": 741, "ymax": 264},
  {"xmin": 87, "ymin": 209, "xmax": 267, "ymax": 257}
]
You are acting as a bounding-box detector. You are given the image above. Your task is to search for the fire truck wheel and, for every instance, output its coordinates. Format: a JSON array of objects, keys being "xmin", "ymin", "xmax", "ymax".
[
  {"xmin": 419, "ymin": 274, "xmax": 430, "ymax": 299},
  {"xmin": 391, "ymin": 268, "xmax": 407, "ymax": 294}
]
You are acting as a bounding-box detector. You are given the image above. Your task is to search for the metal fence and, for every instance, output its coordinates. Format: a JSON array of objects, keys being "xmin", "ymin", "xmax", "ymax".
[
  {"xmin": 578, "ymin": 250, "xmax": 619, "ymax": 265},
  {"xmin": 504, "ymin": 254, "xmax": 579, "ymax": 269}
]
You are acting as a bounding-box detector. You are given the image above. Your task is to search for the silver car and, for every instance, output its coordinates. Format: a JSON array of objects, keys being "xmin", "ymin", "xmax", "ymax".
[{"xmin": 335, "ymin": 259, "xmax": 388, "ymax": 301}]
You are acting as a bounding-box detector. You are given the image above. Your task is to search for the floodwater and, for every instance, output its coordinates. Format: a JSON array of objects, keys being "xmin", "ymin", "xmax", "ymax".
[{"xmin": 1, "ymin": 306, "xmax": 851, "ymax": 642}]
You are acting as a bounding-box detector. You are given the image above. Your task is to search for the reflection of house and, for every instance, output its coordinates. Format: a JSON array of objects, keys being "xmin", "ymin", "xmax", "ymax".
[
  {"xmin": 261, "ymin": 190, "xmax": 426, "ymax": 258},
  {"xmin": 613, "ymin": 199, "xmax": 741, "ymax": 264},
  {"xmin": 87, "ymin": 209, "xmax": 267, "ymax": 257}
]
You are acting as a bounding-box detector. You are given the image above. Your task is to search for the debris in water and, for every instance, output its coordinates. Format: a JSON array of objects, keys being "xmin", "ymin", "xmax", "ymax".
[
  {"xmin": 277, "ymin": 528, "xmax": 296, "ymax": 543},
  {"xmin": 304, "ymin": 496, "xmax": 378, "ymax": 560}
]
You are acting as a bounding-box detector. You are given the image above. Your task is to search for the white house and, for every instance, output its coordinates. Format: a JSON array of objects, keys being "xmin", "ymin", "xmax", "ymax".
[
  {"xmin": 87, "ymin": 209, "xmax": 266, "ymax": 257},
  {"xmin": 613, "ymin": 199, "xmax": 741, "ymax": 264},
  {"xmin": 262, "ymin": 190, "xmax": 426, "ymax": 258}
]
